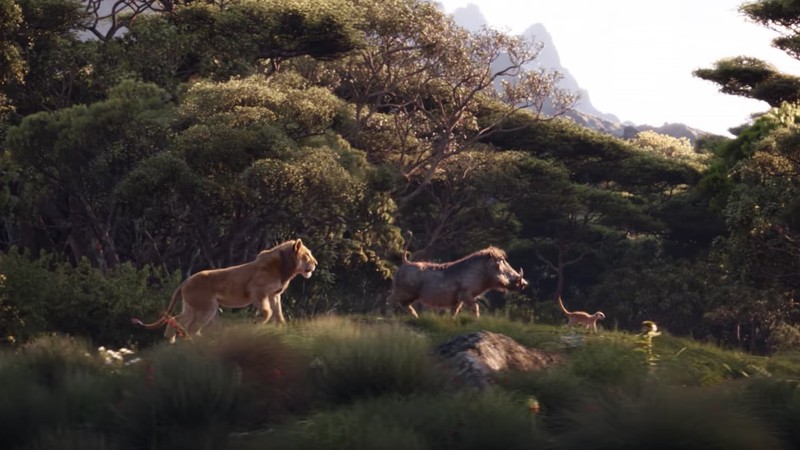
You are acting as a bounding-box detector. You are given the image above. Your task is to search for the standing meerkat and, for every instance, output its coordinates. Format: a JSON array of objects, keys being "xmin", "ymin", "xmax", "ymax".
[{"xmin": 558, "ymin": 295, "xmax": 605, "ymax": 332}]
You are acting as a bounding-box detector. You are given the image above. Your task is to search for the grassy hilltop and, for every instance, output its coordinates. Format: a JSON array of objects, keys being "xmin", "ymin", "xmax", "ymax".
[{"xmin": 3, "ymin": 314, "xmax": 800, "ymax": 450}]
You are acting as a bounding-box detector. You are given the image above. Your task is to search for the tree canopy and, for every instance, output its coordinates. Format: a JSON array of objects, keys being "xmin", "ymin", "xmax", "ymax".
[{"xmin": 1, "ymin": 0, "xmax": 799, "ymax": 353}]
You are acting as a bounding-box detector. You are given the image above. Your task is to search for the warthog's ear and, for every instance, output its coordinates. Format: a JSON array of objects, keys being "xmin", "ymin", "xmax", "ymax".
[{"xmin": 294, "ymin": 239, "xmax": 303, "ymax": 252}]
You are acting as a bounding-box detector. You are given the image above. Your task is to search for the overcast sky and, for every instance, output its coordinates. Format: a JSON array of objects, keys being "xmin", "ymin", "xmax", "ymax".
[{"xmin": 437, "ymin": 0, "xmax": 800, "ymax": 136}]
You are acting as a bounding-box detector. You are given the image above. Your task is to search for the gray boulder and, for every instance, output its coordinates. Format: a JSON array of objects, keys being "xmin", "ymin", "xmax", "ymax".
[{"xmin": 436, "ymin": 331, "xmax": 560, "ymax": 389}]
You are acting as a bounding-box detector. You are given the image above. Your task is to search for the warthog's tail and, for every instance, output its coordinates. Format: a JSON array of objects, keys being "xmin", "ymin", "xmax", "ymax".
[
  {"xmin": 557, "ymin": 295, "xmax": 570, "ymax": 315},
  {"xmin": 131, "ymin": 284, "xmax": 183, "ymax": 330},
  {"xmin": 401, "ymin": 230, "xmax": 414, "ymax": 263}
]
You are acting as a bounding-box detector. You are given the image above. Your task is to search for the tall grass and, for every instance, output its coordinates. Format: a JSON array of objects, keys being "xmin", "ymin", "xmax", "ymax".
[
  {"xmin": 556, "ymin": 385, "xmax": 785, "ymax": 450},
  {"xmin": 0, "ymin": 335, "xmax": 120, "ymax": 450},
  {"xmin": 245, "ymin": 390, "xmax": 548, "ymax": 450},
  {"xmin": 295, "ymin": 316, "xmax": 446, "ymax": 404},
  {"xmin": 737, "ymin": 378, "xmax": 800, "ymax": 448},
  {"xmin": 210, "ymin": 325, "xmax": 314, "ymax": 423},
  {"xmin": 113, "ymin": 325, "xmax": 314, "ymax": 449},
  {"xmin": 112, "ymin": 342, "xmax": 248, "ymax": 450},
  {"xmin": 406, "ymin": 312, "xmax": 566, "ymax": 350},
  {"xmin": 5, "ymin": 316, "xmax": 800, "ymax": 449}
]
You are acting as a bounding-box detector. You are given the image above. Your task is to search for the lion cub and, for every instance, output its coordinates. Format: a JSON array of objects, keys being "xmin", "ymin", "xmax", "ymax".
[{"xmin": 558, "ymin": 296, "xmax": 605, "ymax": 332}]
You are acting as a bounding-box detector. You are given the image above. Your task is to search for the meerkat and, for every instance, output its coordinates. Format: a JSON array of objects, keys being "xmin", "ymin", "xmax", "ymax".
[{"xmin": 558, "ymin": 295, "xmax": 605, "ymax": 332}]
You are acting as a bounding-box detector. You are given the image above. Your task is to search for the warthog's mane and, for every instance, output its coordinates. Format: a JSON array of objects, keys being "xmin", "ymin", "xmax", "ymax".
[{"xmin": 413, "ymin": 246, "xmax": 507, "ymax": 269}]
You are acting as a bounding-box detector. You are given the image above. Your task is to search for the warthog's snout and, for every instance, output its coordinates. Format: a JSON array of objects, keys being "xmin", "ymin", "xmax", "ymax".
[{"xmin": 514, "ymin": 267, "xmax": 528, "ymax": 291}]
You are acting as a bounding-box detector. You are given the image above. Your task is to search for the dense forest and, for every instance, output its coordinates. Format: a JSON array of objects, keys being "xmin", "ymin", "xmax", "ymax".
[{"xmin": 1, "ymin": 0, "xmax": 800, "ymax": 354}]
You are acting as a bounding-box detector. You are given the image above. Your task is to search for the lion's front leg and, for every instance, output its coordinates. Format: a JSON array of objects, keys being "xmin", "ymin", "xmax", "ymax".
[
  {"xmin": 259, "ymin": 296, "xmax": 273, "ymax": 324},
  {"xmin": 271, "ymin": 293, "xmax": 286, "ymax": 324}
]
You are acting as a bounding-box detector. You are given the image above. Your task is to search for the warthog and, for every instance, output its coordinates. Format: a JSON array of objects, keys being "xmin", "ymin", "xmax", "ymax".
[{"xmin": 388, "ymin": 245, "xmax": 528, "ymax": 318}]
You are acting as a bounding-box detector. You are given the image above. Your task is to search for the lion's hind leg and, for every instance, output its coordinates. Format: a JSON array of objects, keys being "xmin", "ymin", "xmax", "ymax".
[
  {"xmin": 189, "ymin": 305, "xmax": 219, "ymax": 337},
  {"xmin": 175, "ymin": 292, "xmax": 219, "ymax": 340},
  {"xmin": 166, "ymin": 306, "xmax": 194, "ymax": 344}
]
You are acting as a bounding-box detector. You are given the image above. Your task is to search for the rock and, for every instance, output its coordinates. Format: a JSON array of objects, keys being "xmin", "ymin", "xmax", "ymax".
[{"xmin": 436, "ymin": 331, "xmax": 560, "ymax": 389}]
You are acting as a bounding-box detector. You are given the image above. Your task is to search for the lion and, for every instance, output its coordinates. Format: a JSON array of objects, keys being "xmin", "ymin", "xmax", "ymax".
[{"xmin": 132, "ymin": 239, "xmax": 317, "ymax": 342}]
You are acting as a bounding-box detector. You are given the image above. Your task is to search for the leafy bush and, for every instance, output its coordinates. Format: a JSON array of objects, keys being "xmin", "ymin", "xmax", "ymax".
[
  {"xmin": 0, "ymin": 248, "xmax": 178, "ymax": 346},
  {"xmin": 766, "ymin": 322, "xmax": 800, "ymax": 353}
]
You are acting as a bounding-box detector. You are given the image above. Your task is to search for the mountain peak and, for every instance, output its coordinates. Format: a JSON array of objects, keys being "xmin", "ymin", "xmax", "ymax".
[{"xmin": 451, "ymin": 3, "xmax": 488, "ymax": 32}]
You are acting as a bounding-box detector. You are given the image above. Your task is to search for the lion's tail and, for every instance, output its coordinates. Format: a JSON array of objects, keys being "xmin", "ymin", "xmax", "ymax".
[
  {"xmin": 557, "ymin": 295, "xmax": 570, "ymax": 316},
  {"xmin": 131, "ymin": 284, "xmax": 183, "ymax": 330}
]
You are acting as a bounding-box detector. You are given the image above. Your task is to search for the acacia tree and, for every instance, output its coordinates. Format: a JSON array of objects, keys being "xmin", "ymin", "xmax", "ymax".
[
  {"xmin": 694, "ymin": 0, "xmax": 800, "ymax": 108},
  {"xmin": 305, "ymin": 0, "xmax": 577, "ymax": 206}
]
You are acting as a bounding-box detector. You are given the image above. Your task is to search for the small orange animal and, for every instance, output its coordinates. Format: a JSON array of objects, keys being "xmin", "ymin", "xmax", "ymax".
[{"xmin": 558, "ymin": 295, "xmax": 605, "ymax": 332}]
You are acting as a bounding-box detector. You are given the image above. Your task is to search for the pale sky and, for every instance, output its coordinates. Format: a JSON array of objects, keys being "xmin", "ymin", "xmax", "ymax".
[{"xmin": 437, "ymin": 0, "xmax": 800, "ymax": 136}]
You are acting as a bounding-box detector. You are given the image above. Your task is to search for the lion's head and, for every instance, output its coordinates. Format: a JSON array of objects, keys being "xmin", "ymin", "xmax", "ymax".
[{"xmin": 293, "ymin": 239, "xmax": 317, "ymax": 279}]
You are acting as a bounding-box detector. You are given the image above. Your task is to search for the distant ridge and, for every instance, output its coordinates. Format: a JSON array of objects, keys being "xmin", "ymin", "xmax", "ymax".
[{"xmin": 449, "ymin": 3, "xmax": 710, "ymax": 143}]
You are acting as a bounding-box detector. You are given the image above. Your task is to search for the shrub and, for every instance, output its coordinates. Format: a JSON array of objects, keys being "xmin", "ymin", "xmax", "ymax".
[
  {"xmin": 298, "ymin": 317, "xmax": 446, "ymax": 404},
  {"xmin": 0, "ymin": 248, "xmax": 178, "ymax": 347},
  {"xmin": 767, "ymin": 322, "xmax": 800, "ymax": 353}
]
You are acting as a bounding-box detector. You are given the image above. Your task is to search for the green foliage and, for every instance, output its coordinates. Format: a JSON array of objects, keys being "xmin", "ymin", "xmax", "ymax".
[
  {"xmin": 297, "ymin": 317, "xmax": 445, "ymax": 404},
  {"xmin": 567, "ymin": 340, "xmax": 649, "ymax": 387},
  {"xmin": 122, "ymin": 0, "xmax": 362, "ymax": 84},
  {"xmin": 0, "ymin": 0, "xmax": 24, "ymax": 81},
  {"xmin": 0, "ymin": 335, "xmax": 119, "ymax": 450},
  {"xmin": 2, "ymin": 318, "xmax": 800, "ymax": 449},
  {"xmin": 406, "ymin": 313, "xmax": 565, "ymax": 349},
  {"xmin": 693, "ymin": 56, "xmax": 797, "ymax": 106},
  {"xmin": 588, "ymin": 258, "xmax": 718, "ymax": 336},
  {"xmin": 557, "ymin": 385, "xmax": 784, "ymax": 450},
  {"xmin": 0, "ymin": 248, "xmax": 178, "ymax": 346},
  {"xmin": 210, "ymin": 325, "xmax": 315, "ymax": 423},
  {"xmin": 114, "ymin": 342, "xmax": 253, "ymax": 450},
  {"xmin": 254, "ymin": 390, "xmax": 548, "ymax": 450},
  {"xmin": 738, "ymin": 378, "xmax": 800, "ymax": 448}
]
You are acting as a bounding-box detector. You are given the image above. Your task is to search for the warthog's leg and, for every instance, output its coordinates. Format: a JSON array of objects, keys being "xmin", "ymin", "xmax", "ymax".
[
  {"xmin": 451, "ymin": 301, "xmax": 464, "ymax": 318},
  {"xmin": 388, "ymin": 290, "xmax": 420, "ymax": 318}
]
